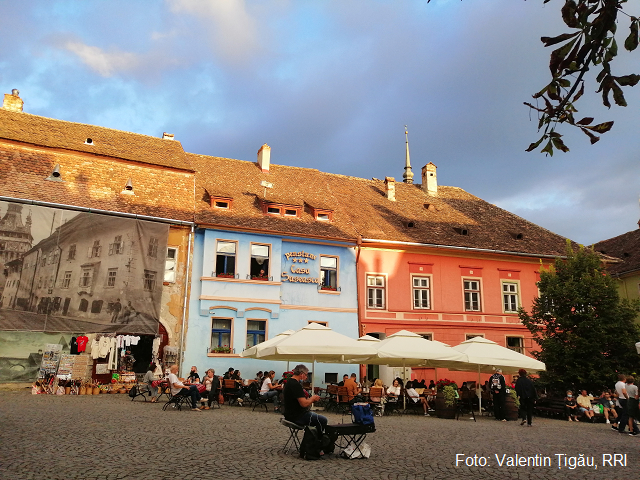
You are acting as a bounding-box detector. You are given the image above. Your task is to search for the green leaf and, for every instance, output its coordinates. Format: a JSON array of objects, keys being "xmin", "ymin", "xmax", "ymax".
[
  {"xmin": 541, "ymin": 32, "xmax": 580, "ymax": 47},
  {"xmin": 550, "ymin": 38, "xmax": 578, "ymax": 75},
  {"xmin": 604, "ymin": 39, "xmax": 618, "ymax": 63},
  {"xmin": 525, "ymin": 136, "xmax": 545, "ymax": 152},
  {"xmin": 558, "ymin": 78, "xmax": 571, "ymax": 88},
  {"xmin": 614, "ymin": 74, "xmax": 640, "ymax": 86},
  {"xmin": 585, "ymin": 121, "xmax": 614, "ymax": 134},
  {"xmin": 551, "ymin": 136, "xmax": 570, "ymax": 153},
  {"xmin": 541, "ymin": 140, "xmax": 554, "ymax": 156},
  {"xmin": 625, "ymin": 20, "xmax": 639, "ymax": 51}
]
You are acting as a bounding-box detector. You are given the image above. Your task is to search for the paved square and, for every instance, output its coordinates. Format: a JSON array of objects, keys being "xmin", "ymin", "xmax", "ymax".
[{"xmin": 0, "ymin": 391, "xmax": 637, "ymax": 479}]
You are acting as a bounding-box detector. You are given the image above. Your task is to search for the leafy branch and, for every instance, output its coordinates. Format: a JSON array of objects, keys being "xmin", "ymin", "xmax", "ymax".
[{"xmin": 526, "ymin": 0, "xmax": 640, "ymax": 155}]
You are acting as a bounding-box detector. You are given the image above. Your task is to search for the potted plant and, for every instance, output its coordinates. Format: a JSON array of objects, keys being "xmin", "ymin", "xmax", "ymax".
[
  {"xmin": 435, "ymin": 378, "xmax": 458, "ymax": 418},
  {"xmin": 216, "ymin": 272, "xmax": 234, "ymax": 278},
  {"xmin": 505, "ymin": 388, "xmax": 520, "ymax": 420},
  {"xmin": 211, "ymin": 345, "xmax": 232, "ymax": 354}
]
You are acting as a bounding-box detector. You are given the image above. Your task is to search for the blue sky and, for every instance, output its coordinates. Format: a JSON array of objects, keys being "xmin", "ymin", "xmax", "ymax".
[{"xmin": 1, "ymin": 0, "xmax": 638, "ymax": 245}]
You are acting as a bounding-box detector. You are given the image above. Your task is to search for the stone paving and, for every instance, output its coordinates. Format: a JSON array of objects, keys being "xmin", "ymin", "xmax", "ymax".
[{"xmin": 0, "ymin": 390, "xmax": 638, "ymax": 480}]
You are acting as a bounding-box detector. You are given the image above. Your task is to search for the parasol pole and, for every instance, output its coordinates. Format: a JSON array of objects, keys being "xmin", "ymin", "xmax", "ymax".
[{"xmin": 477, "ymin": 365, "xmax": 482, "ymax": 415}]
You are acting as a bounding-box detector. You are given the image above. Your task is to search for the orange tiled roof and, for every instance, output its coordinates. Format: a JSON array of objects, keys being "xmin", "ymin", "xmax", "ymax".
[
  {"xmin": 192, "ymin": 153, "xmax": 570, "ymax": 256},
  {"xmin": 0, "ymin": 108, "xmax": 193, "ymax": 171},
  {"xmin": 593, "ymin": 228, "xmax": 640, "ymax": 275}
]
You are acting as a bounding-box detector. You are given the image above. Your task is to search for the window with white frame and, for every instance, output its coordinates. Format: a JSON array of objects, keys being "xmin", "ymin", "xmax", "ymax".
[
  {"xmin": 246, "ymin": 320, "xmax": 266, "ymax": 348},
  {"xmin": 106, "ymin": 268, "xmax": 118, "ymax": 288},
  {"xmin": 164, "ymin": 247, "xmax": 177, "ymax": 282},
  {"xmin": 506, "ymin": 336, "xmax": 524, "ymax": 354},
  {"xmin": 61, "ymin": 271, "xmax": 72, "ymax": 289},
  {"xmin": 502, "ymin": 282, "xmax": 519, "ymax": 313},
  {"xmin": 320, "ymin": 256, "xmax": 338, "ymax": 290},
  {"xmin": 215, "ymin": 241, "xmax": 236, "ymax": 278},
  {"xmin": 80, "ymin": 267, "xmax": 93, "ymax": 288},
  {"xmin": 367, "ymin": 275, "xmax": 385, "ymax": 309},
  {"xmin": 89, "ymin": 240, "xmax": 101, "ymax": 258},
  {"xmin": 412, "ymin": 276, "xmax": 431, "ymax": 309},
  {"xmin": 250, "ymin": 244, "xmax": 270, "ymax": 279},
  {"xmin": 463, "ymin": 279, "xmax": 481, "ymax": 311},
  {"xmin": 109, "ymin": 235, "xmax": 123, "ymax": 255},
  {"xmin": 68, "ymin": 244, "xmax": 76, "ymax": 260},
  {"xmin": 211, "ymin": 319, "xmax": 232, "ymax": 352}
]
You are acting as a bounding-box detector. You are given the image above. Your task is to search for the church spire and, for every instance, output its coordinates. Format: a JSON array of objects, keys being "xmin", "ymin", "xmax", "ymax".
[{"xmin": 402, "ymin": 125, "xmax": 414, "ymax": 184}]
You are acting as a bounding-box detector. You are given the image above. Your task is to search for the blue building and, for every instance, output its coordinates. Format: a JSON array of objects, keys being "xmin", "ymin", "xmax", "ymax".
[{"xmin": 183, "ymin": 146, "xmax": 361, "ymax": 384}]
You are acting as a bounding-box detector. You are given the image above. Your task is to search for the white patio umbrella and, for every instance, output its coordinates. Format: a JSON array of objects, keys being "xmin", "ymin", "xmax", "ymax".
[
  {"xmin": 243, "ymin": 323, "xmax": 377, "ymax": 392},
  {"xmin": 451, "ymin": 336, "xmax": 546, "ymax": 414},
  {"xmin": 241, "ymin": 329, "xmax": 295, "ymax": 358},
  {"xmin": 355, "ymin": 330, "xmax": 470, "ymax": 408}
]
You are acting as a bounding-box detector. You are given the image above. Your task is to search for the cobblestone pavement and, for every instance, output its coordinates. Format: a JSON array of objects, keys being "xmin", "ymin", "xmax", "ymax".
[{"xmin": 0, "ymin": 390, "xmax": 637, "ymax": 480}]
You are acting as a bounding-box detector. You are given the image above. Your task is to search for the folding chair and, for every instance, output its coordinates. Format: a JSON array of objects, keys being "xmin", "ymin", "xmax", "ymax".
[
  {"xmin": 280, "ymin": 418, "xmax": 304, "ymax": 454},
  {"xmin": 129, "ymin": 382, "xmax": 151, "ymax": 402},
  {"xmin": 246, "ymin": 382, "xmax": 269, "ymax": 412},
  {"xmin": 162, "ymin": 390, "xmax": 192, "ymax": 411},
  {"xmin": 456, "ymin": 390, "xmax": 476, "ymax": 422},
  {"xmin": 326, "ymin": 422, "xmax": 375, "ymax": 458}
]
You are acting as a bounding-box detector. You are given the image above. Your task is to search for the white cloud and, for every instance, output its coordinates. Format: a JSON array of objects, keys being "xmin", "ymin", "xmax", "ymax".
[
  {"xmin": 168, "ymin": 0, "xmax": 261, "ymax": 66},
  {"xmin": 64, "ymin": 41, "xmax": 139, "ymax": 77}
]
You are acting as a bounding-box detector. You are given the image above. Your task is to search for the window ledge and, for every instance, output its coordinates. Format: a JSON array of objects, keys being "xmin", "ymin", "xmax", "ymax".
[
  {"xmin": 319, "ymin": 289, "xmax": 340, "ymax": 295},
  {"xmin": 207, "ymin": 353, "xmax": 241, "ymax": 358},
  {"xmin": 201, "ymin": 276, "xmax": 281, "ymax": 286}
]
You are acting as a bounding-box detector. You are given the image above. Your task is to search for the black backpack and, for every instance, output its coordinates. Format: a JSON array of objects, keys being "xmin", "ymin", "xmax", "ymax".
[
  {"xmin": 128, "ymin": 386, "xmax": 137, "ymax": 398},
  {"xmin": 300, "ymin": 426, "xmax": 323, "ymax": 460}
]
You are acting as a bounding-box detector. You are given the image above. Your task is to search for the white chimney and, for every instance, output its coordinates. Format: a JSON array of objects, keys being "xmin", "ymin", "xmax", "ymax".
[
  {"xmin": 421, "ymin": 162, "xmax": 437, "ymax": 195},
  {"xmin": 384, "ymin": 177, "xmax": 396, "ymax": 201},
  {"xmin": 257, "ymin": 144, "xmax": 271, "ymax": 173},
  {"xmin": 162, "ymin": 133, "xmax": 174, "ymax": 140},
  {"xmin": 3, "ymin": 89, "xmax": 23, "ymax": 112}
]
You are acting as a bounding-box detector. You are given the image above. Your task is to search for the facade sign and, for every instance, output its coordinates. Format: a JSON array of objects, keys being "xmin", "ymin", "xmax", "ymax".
[{"xmin": 281, "ymin": 251, "xmax": 321, "ymax": 284}]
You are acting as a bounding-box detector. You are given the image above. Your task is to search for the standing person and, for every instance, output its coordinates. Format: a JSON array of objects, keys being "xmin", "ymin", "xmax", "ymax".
[
  {"xmin": 489, "ymin": 369, "xmax": 507, "ymax": 421},
  {"xmin": 283, "ymin": 364, "xmax": 327, "ymax": 432},
  {"xmin": 625, "ymin": 376, "xmax": 639, "ymax": 436},
  {"xmin": 514, "ymin": 369, "xmax": 537, "ymax": 426},
  {"xmin": 110, "ymin": 299, "xmax": 122, "ymax": 323},
  {"xmin": 615, "ymin": 374, "xmax": 629, "ymax": 433},
  {"xmin": 167, "ymin": 364, "xmax": 201, "ymax": 412}
]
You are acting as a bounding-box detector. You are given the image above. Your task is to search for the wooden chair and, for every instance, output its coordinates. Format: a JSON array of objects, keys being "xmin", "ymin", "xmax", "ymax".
[
  {"xmin": 222, "ymin": 379, "xmax": 239, "ymax": 405},
  {"xmin": 336, "ymin": 386, "xmax": 352, "ymax": 414},
  {"xmin": 456, "ymin": 390, "xmax": 477, "ymax": 422},
  {"xmin": 325, "ymin": 384, "xmax": 339, "ymax": 412},
  {"xmin": 367, "ymin": 387, "xmax": 384, "ymax": 416}
]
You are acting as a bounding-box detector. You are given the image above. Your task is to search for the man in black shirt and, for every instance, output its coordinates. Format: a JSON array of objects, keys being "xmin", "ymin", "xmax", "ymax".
[{"xmin": 283, "ymin": 364, "xmax": 327, "ymax": 433}]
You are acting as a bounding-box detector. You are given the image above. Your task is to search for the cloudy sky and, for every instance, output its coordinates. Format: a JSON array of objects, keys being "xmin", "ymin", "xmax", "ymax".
[{"xmin": 1, "ymin": 0, "xmax": 638, "ymax": 245}]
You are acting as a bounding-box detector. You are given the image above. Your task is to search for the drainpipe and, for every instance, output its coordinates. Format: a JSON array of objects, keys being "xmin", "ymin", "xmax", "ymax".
[
  {"xmin": 355, "ymin": 235, "xmax": 366, "ymax": 380},
  {"xmin": 178, "ymin": 224, "xmax": 194, "ymax": 374}
]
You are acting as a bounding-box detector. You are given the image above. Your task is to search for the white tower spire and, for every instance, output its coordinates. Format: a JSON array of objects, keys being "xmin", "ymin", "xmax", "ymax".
[{"xmin": 403, "ymin": 125, "xmax": 414, "ymax": 184}]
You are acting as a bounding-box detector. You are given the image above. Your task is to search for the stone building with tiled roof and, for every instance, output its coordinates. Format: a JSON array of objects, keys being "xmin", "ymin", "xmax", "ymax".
[{"xmin": 593, "ymin": 224, "xmax": 640, "ymax": 319}]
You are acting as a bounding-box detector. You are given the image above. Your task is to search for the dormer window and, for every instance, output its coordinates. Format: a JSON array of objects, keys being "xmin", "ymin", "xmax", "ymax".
[
  {"xmin": 509, "ymin": 232, "xmax": 524, "ymax": 240},
  {"xmin": 211, "ymin": 196, "xmax": 233, "ymax": 210},
  {"xmin": 311, "ymin": 207, "xmax": 333, "ymax": 222},
  {"xmin": 84, "ymin": 138, "xmax": 93, "ymax": 145},
  {"xmin": 261, "ymin": 200, "xmax": 301, "ymax": 218},
  {"xmin": 454, "ymin": 227, "xmax": 469, "ymax": 236}
]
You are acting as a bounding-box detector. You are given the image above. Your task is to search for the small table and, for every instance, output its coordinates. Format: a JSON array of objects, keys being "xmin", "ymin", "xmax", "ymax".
[{"xmin": 326, "ymin": 423, "xmax": 375, "ymax": 458}]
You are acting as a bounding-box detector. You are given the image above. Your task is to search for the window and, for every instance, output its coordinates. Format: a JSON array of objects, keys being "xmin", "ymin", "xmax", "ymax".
[
  {"xmin": 164, "ymin": 247, "xmax": 177, "ymax": 282},
  {"xmin": 211, "ymin": 196, "xmax": 233, "ymax": 210},
  {"xmin": 148, "ymin": 237, "xmax": 158, "ymax": 258},
  {"xmin": 463, "ymin": 279, "xmax": 481, "ymax": 311},
  {"xmin": 215, "ymin": 241, "xmax": 236, "ymax": 277},
  {"xmin": 502, "ymin": 282, "xmax": 519, "ymax": 312},
  {"xmin": 311, "ymin": 207, "xmax": 333, "ymax": 222},
  {"xmin": 109, "ymin": 235, "xmax": 123, "ymax": 255},
  {"xmin": 317, "ymin": 213, "xmax": 330, "ymax": 221},
  {"xmin": 466, "ymin": 334, "xmax": 484, "ymax": 341},
  {"xmin": 284, "ymin": 209, "xmax": 298, "ymax": 217},
  {"xmin": 419, "ymin": 333, "xmax": 433, "ymax": 341},
  {"xmin": 79, "ymin": 299, "xmax": 88, "ymax": 312},
  {"xmin": 211, "ymin": 319, "xmax": 232, "ymax": 352},
  {"xmin": 246, "ymin": 320, "xmax": 266, "ymax": 348},
  {"xmin": 61, "ymin": 272, "xmax": 71, "ymax": 289},
  {"xmin": 89, "ymin": 240, "xmax": 101, "ymax": 258},
  {"xmin": 68, "ymin": 244, "xmax": 76, "ymax": 260},
  {"xmin": 367, "ymin": 275, "xmax": 385, "ymax": 309},
  {"xmin": 106, "ymin": 268, "xmax": 118, "ymax": 288},
  {"xmin": 506, "ymin": 336, "xmax": 524, "ymax": 354},
  {"xmin": 52, "ymin": 250, "xmax": 60, "ymax": 265},
  {"xmin": 91, "ymin": 300, "xmax": 103, "ymax": 314},
  {"xmin": 325, "ymin": 373, "xmax": 338, "ymax": 384},
  {"xmin": 267, "ymin": 206, "xmax": 280, "ymax": 215},
  {"xmin": 143, "ymin": 270, "xmax": 157, "ymax": 291},
  {"xmin": 214, "ymin": 200, "xmax": 229, "ymax": 209},
  {"xmin": 412, "ymin": 276, "xmax": 431, "ymax": 309},
  {"xmin": 320, "ymin": 256, "xmax": 338, "ymax": 290},
  {"xmin": 80, "ymin": 267, "xmax": 93, "ymax": 288},
  {"xmin": 308, "ymin": 320, "xmax": 328, "ymax": 327},
  {"xmin": 250, "ymin": 244, "xmax": 270, "ymax": 279}
]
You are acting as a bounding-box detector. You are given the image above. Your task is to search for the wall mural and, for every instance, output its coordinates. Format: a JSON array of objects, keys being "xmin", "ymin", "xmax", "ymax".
[{"xmin": 0, "ymin": 201, "xmax": 169, "ymax": 382}]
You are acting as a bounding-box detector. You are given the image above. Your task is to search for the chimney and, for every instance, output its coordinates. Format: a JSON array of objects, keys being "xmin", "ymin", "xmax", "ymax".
[
  {"xmin": 421, "ymin": 162, "xmax": 437, "ymax": 195},
  {"xmin": 384, "ymin": 177, "xmax": 396, "ymax": 201},
  {"xmin": 257, "ymin": 144, "xmax": 271, "ymax": 173},
  {"xmin": 162, "ymin": 132, "xmax": 174, "ymax": 140},
  {"xmin": 3, "ymin": 89, "xmax": 23, "ymax": 113}
]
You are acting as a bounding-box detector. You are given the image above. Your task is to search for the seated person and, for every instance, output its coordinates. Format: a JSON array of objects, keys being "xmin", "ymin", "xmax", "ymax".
[
  {"xmin": 405, "ymin": 381, "xmax": 429, "ymax": 416},
  {"xmin": 185, "ymin": 366, "xmax": 200, "ymax": 384},
  {"xmin": 338, "ymin": 374, "xmax": 348, "ymax": 387},
  {"xmin": 143, "ymin": 363, "xmax": 159, "ymax": 403},
  {"xmin": 344, "ymin": 373, "xmax": 364, "ymax": 403},
  {"xmin": 460, "ymin": 382, "xmax": 469, "ymax": 391},
  {"xmin": 260, "ymin": 370, "xmax": 282, "ymax": 412},
  {"xmin": 576, "ymin": 389, "xmax": 595, "ymax": 422},
  {"xmin": 369, "ymin": 379, "xmax": 384, "ymax": 402},
  {"xmin": 283, "ymin": 364, "xmax": 327, "ymax": 432},
  {"xmin": 167, "ymin": 364, "xmax": 201, "ymax": 411},
  {"xmin": 255, "ymin": 371, "xmax": 264, "ymax": 385},
  {"xmin": 200, "ymin": 368, "xmax": 220, "ymax": 410},
  {"xmin": 223, "ymin": 367, "xmax": 235, "ymax": 380},
  {"xmin": 565, "ymin": 390, "xmax": 579, "ymax": 421},
  {"xmin": 386, "ymin": 379, "xmax": 401, "ymax": 403},
  {"xmin": 233, "ymin": 370, "xmax": 247, "ymax": 405},
  {"xmin": 599, "ymin": 391, "xmax": 618, "ymax": 426},
  {"xmin": 428, "ymin": 380, "xmax": 436, "ymax": 390}
]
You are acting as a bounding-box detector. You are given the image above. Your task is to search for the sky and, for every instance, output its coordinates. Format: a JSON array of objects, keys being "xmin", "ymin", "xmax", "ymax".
[{"xmin": 0, "ymin": 0, "xmax": 638, "ymax": 246}]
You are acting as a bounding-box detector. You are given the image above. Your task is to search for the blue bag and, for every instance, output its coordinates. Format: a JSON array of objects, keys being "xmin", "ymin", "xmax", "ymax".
[{"xmin": 352, "ymin": 403, "xmax": 375, "ymax": 426}]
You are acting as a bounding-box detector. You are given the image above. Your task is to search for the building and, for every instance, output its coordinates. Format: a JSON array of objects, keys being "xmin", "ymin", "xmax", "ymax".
[{"xmin": 593, "ymin": 223, "xmax": 640, "ymax": 320}]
